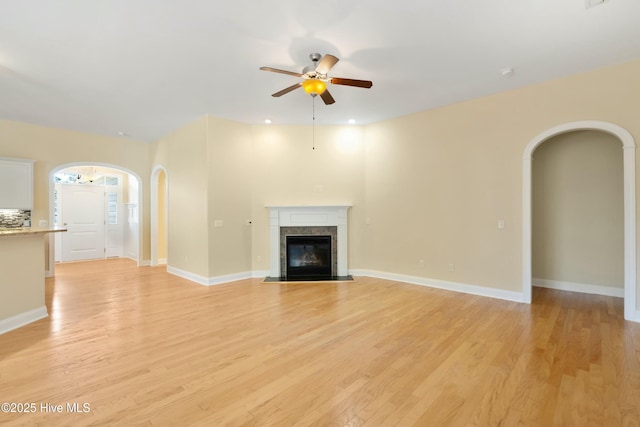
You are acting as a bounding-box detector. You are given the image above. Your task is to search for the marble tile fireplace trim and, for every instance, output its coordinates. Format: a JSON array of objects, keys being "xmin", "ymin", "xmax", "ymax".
[{"xmin": 267, "ymin": 205, "xmax": 350, "ymax": 278}]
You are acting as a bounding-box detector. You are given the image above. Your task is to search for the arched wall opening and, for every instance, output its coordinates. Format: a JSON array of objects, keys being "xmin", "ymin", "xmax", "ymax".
[
  {"xmin": 522, "ymin": 121, "xmax": 637, "ymax": 322},
  {"xmin": 48, "ymin": 162, "xmax": 144, "ymax": 276},
  {"xmin": 532, "ymin": 131, "xmax": 624, "ymax": 295}
]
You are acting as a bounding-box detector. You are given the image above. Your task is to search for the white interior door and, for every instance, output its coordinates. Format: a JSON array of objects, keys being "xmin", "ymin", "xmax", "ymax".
[{"xmin": 61, "ymin": 184, "xmax": 105, "ymax": 262}]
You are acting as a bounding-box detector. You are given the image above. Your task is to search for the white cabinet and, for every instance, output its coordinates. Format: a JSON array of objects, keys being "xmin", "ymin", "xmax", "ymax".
[{"xmin": 0, "ymin": 157, "xmax": 34, "ymax": 210}]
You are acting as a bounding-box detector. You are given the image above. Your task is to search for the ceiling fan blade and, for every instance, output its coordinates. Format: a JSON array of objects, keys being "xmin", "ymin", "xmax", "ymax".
[
  {"xmin": 315, "ymin": 54, "xmax": 339, "ymax": 75},
  {"xmin": 260, "ymin": 66, "xmax": 303, "ymax": 78},
  {"xmin": 320, "ymin": 89, "xmax": 335, "ymax": 105},
  {"xmin": 330, "ymin": 77, "xmax": 373, "ymax": 89},
  {"xmin": 272, "ymin": 83, "xmax": 302, "ymax": 97}
]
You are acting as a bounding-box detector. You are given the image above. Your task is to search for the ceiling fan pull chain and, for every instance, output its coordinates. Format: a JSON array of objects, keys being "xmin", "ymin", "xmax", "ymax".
[{"xmin": 312, "ymin": 96, "xmax": 316, "ymax": 150}]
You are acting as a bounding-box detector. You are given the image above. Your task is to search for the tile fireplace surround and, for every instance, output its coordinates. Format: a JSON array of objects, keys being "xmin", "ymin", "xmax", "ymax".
[{"xmin": 267, "ymin": 206, "xmax": 350, "ymax": 279}]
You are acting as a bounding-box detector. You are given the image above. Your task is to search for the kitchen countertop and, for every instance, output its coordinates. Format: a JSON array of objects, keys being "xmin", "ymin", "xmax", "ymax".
[{"xmin": 0, "ymin": 226, "xmax": 67, "ymax": 237}]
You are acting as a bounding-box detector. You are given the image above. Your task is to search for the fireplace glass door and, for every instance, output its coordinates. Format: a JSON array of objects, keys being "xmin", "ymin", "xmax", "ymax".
[{"xmin": 286, "ymin": 235, "xmax": 332, "ymax": 279}]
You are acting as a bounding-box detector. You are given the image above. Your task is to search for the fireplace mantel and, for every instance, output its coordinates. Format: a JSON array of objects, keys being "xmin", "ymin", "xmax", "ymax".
[{"xmin": 267, "ymin": 205, "xmax": 350, "ymax": 278}]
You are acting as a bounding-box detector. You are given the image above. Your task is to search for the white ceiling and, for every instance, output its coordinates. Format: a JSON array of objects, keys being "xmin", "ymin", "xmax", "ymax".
[{"xmin": 1, "ymin": 0, "xmax": 639, "ymax": 142}]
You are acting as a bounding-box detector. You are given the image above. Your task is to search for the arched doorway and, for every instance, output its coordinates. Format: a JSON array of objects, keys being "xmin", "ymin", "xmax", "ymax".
[
  {"xmin": 150, "ymin": 166, "xmax": 168, "ymax": 267},
  {"xmin": 48, "ymin": 162, "xmax": 143, "ymax": 275},
  {"xmin": 522, "ymin": 121, "xmax": 637, "ymax": 321}
]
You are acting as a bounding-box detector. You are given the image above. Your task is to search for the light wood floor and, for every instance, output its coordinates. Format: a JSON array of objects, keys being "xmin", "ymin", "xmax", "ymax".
[{"xmin": 1, "ymin": 259, "xmax": 639, "ymax": 426}]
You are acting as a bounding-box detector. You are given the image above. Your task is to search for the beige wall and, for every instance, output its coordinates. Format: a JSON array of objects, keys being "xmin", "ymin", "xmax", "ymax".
[
  {"xmin": 364, "ymin": 59, "xmax": 640, "ymax": 293},
  {"xmin": 150, "ymin": 116, "xmax": 210, "ymax": 277},
  {"xmin": 532, "ymin": 131, "xmax": 624, "ymax": 288},
  {"xmin": 0, "ymin": 119, "xmax": 151, "ymax": 261},
  {"xmin": 206, "ymin": 116, "xmax": 253, "ymax": 276},
  {"xmin": 364, "ymin": 112, "xmax": 522, "ymax": 288},
  {"xmin": 249, "ymin": 125, "xmax": 366, "ymax": 273},
  {"xmin": 151, "ymin": 118, "xmax": 366, "ymax": 278}
]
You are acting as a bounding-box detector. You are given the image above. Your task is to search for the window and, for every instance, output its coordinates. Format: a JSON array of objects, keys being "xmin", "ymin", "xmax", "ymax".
[{"xmin": 107, "ymin": 191, "xmax": 118, "ymax": 225}]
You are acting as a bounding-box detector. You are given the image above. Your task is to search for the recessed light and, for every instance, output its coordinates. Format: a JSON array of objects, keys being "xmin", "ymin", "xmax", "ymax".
[
  {"xmin": 348, "ymin": 119, "xmax": 356, "ymax": 125},
  {"xmin": 117, "ymin": 131, "xmax": 128, "ymax": 137},
  {"xmin": 264, "ymin": 119, "xmax": 272, "ymax": 124},
  {"xmin": 586, "ymin": 0, "xmax": 607, "ymax": 9},
  {"xmin": 500, "ymin": 67, "xmax": 514, "ymax": 77}
]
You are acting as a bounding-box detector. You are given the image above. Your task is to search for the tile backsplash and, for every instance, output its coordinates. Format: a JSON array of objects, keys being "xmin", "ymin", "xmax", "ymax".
[{"xmin": 0, "ymin": 209, "xmax": 31, "ymax": 228}]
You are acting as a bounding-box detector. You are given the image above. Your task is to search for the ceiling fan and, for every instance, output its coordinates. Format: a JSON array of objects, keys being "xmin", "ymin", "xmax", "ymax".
[{"xmin": 259, "ymin": 53, "xmax": 373, "ymax": 105}]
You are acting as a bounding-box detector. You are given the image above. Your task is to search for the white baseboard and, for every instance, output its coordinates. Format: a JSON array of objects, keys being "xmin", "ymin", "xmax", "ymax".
[
  {"xmin": 533, "ymin": 278, "xmax": 624, "ymax": 298},
  {"xmin": 0, "ymin": 306, "xmax": 48, "ymax": 335},
  {"xmin": 167, "ymin": 266, "xmax": 210, "ymax": 285},
  {"xmin": 206, "ymin": 271, "xmax": 252, "ymax": 286},
  {"xmin": 158, "ymin": 258, "xmax": 167, "ymax": 265},
  {"xmin": 350, "ymin": 269, "xmax": 524, "ymax": 303},
  {"xmin": 166, "ymin": 266, "xmax": 252, "ymax": 286}
]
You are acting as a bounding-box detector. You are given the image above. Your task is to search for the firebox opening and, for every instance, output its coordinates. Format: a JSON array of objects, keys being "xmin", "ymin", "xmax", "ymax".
[{"xmin": 286, "ymin": 235, "xmax": 332, "ymax": 280}]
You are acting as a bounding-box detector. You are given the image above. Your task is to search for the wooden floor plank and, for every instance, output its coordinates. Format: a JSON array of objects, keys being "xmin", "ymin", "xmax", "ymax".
[{"xmin": 0, "ymin": 259, "xmax": 639, "ymax": 426}]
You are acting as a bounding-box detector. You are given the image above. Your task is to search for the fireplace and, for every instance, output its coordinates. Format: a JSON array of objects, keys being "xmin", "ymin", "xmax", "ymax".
[
  {"xmin": 286, "ymin": 235, "xmax": 332, "ymax": 279},
  {"xmin": 267, "ymin": 205, "xmax": 351, "ymax": 280}
]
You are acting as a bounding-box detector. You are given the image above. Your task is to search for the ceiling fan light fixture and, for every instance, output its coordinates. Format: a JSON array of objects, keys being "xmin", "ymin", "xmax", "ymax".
[
  {"xmin": 302, "ymin": 79, "xmax": 326, "ymax": 95},
  {"xmin": 261, "ymin": 53, "xmax": 372, "ymax": 104}
]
